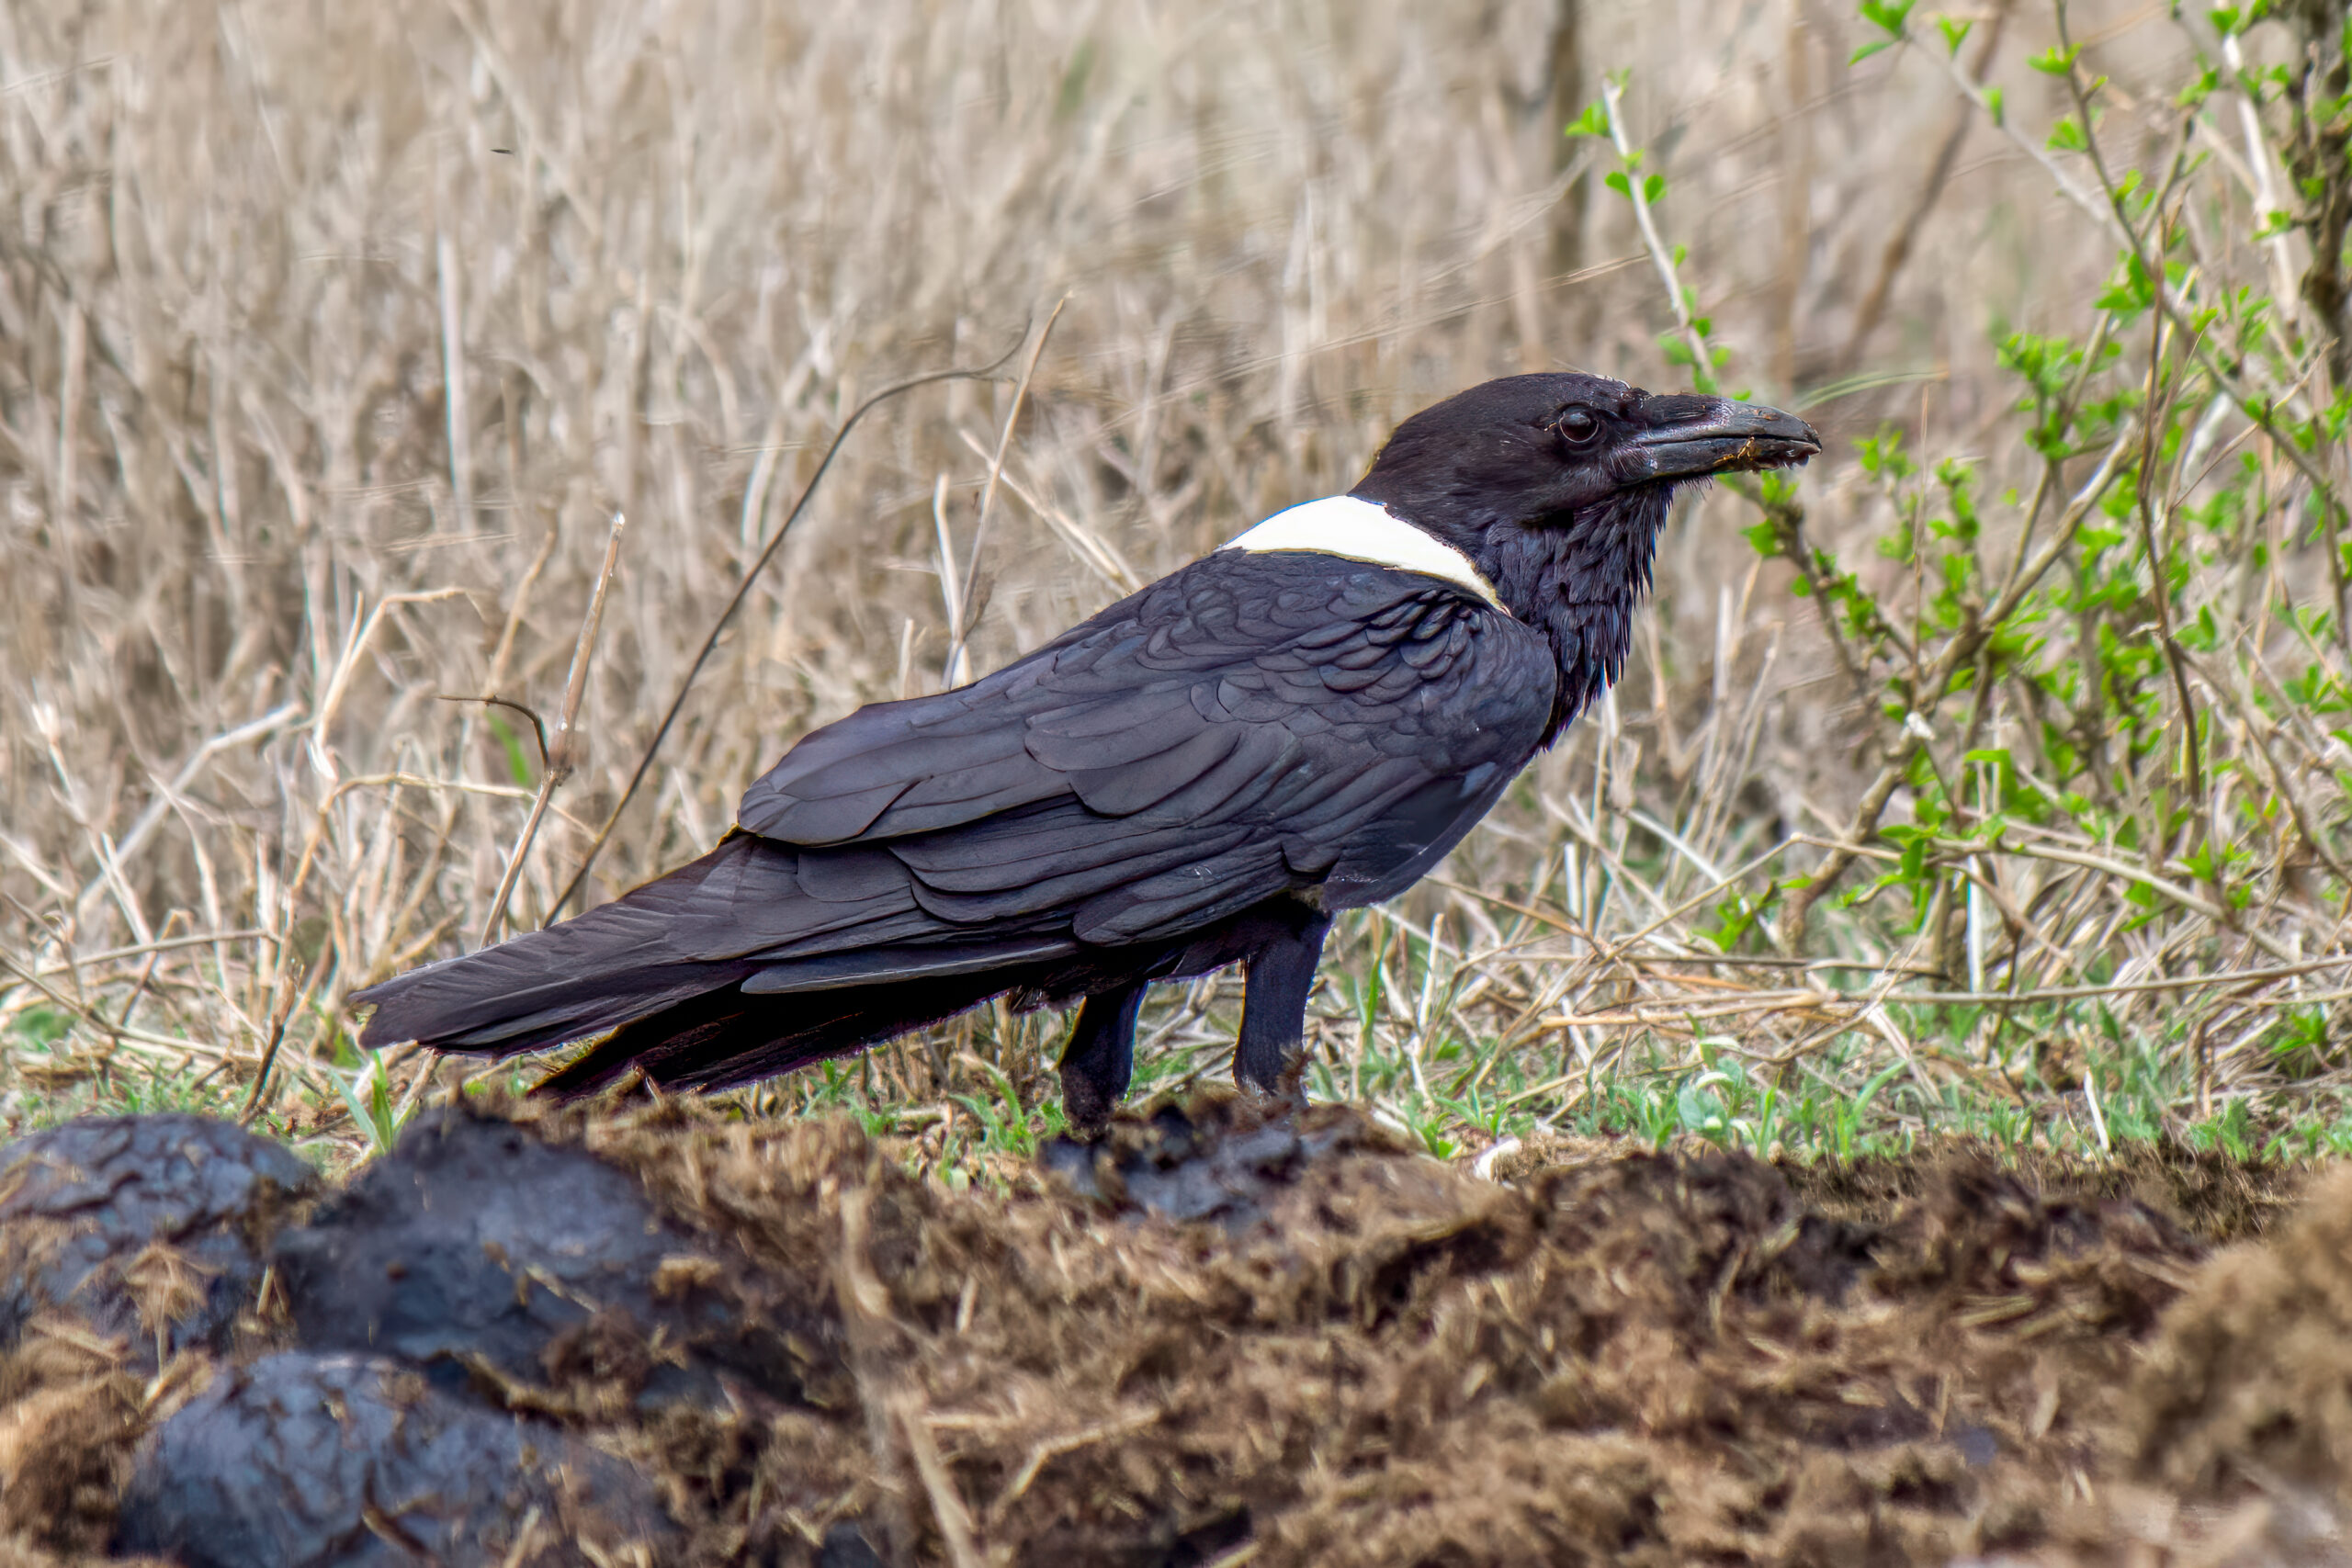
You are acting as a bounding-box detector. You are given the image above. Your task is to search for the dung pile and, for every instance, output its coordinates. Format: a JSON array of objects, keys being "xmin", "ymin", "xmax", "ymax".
[
  {"xmin": 0, "ymin": 1115, "xmax": 318, "ymax": 1562},
  {"xmin": 0, "ymin": 1092, "xmax": 2342, "ymax": 1566}
]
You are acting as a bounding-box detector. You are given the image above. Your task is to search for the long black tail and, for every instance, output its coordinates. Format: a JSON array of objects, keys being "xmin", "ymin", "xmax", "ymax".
[
  {"xmin": 351, "ymin": 834, "xmax": 1083, "ymax": 1100},
  {"xmin": 351, "ymin": 847, "xmax": 760, "ymax": 1062},
  {"xmin": 529, "ymin": 966, "xmax": 1040, "ymax": 1098}
]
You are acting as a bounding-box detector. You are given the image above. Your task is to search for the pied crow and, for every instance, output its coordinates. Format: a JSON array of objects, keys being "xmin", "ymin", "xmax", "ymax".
[{"xmin": 352, "ymin": 373, "xmax": 1819, "ymax": 1127}]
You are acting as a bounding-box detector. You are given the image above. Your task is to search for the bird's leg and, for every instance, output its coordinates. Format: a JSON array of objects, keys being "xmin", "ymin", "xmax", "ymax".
[
  {"xmin": 1058, "ymin": 981, "xmax": 1147, "ymax": 1134},
  {"xmin": 1234, "ymin": 911, "xmax": 1333, "ymax": 1106}
]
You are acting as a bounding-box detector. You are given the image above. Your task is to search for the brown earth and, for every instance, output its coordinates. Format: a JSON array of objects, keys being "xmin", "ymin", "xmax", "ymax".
[{"xmin": 0, "ymin": 1093, "xmax": 2342, "ymax": 1567}]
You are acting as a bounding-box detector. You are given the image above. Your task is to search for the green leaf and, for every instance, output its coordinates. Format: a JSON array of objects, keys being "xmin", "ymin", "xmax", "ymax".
[
  {"xmin": 2095, "ymin": 251, "xmax": 2154, "ymax": 312},
  {"xmin": 1604, "ymin": 169, "xmax": 1631, "ymax": 198},
  {"xmin": 1985, "ymin": 85, "xmax": 2006, "ymax": 125},
  {"xmin": 2254, "ymin": 208, "xmax": 2296, "ymax": 240},
  {"xmin": 2047, "ymin": 115, "xmax": 2088, "ymax": 153},
  {"xmin": 482, "ymin": 710, "xmax": 536, "ymax": 788},
  {"xmin": 1935, "ymin": 14, "xmax": 1973, "ymax": 54},
  {"xmin": 1642, "ymin": 171, "xmax": 1666, "ymax": 205},
  {"xmin": 1858, "ymin": 0, "xmax": 1915, "ymax": 35},
  {"xmin": 1850, "ymin": 38, "xmax": 1897, "ymax": 63},
  {"xmin": 1853, "ymin": 1060, "xmax": 1908, "ymax": 1120},
  {"xmin": 337, "ymin": 1051, "xmax": 399, "ymax": 1156},
  {"xmin": 2029, "ymin": 44, "xmax": 2082, "ymax": 75},
  {"xmin": 1564, "ymin": 102, "xmax": 1611, "ymax": 138}
]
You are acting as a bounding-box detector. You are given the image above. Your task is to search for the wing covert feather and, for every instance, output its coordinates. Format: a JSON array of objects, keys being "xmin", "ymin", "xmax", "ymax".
[{"xmin": 726, "ymin": 550, "xmax": 1556, "ymax": 962}]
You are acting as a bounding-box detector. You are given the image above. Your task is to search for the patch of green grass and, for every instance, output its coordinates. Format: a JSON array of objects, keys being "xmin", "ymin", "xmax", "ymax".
[{"xmin": 5, "ymin": 1055, "xmax": 260, "ymax": 1135}]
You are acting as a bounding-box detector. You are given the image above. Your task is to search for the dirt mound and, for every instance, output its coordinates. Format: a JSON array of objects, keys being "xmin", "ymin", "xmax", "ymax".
[
  {"xmin": 0, "ymin": 1097, "xmax": 2346, "ymax": 1565},
  {"xmin": 0, "ymin": 1115, "xmax": 318, "ymax": 1364},
  {"xmin": 1776, "ymin": 1137, "xmax": 2310, "ymax": 1247},
  {"xmin": 274, "ymin": 1109, "xmax": 843, "ymax": 1416},
  {"xmin": 113, "ymin": 1351, "xmax": 673, "ymax": 1568},
  {"xmin": 0, "ymin": 1116, "xmax": 317, "ymax": 1563},
  {"xmin": 2083, "ymin": 1166, "xmax": 2352, "ymax": 1565}
]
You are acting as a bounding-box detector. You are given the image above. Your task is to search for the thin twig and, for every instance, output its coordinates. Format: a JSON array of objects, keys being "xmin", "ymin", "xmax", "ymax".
[
  {"xmin": 239, "ymin": 959, "xmax": 320, "ymax": 1124},
  {"xmin": 1600, "ymin": 76, "xmax": 1712, "ymax": 387},
  {"xmin": 945, "ymin": 294, "xmax": 1069, "ymax": 686},
  {"xmin": 1547, "ymin": 953, "xmax": 2352, "ymax": 1023},
  {"xmin": 1840, "ymin": 3, "xmax": 2012, "ymax": 370},
  {"xmin": 1780, "ymin": 415, "xmax": 2141, "ymax": 945},
  {"xmin": 548, "ymin": 333, "xmax": 1030, "ymax": 921},
  {"xmin": 481, "ymin": 512, "xmax": 625, "ymax": 947},
  {"xmin": 0, "ymin": 950, "xmax": 277, "ymax": 1068},
  {"xmin": 20, "ymin": 928, "xmax": 271, "ymax": 980},
  {"xmin": 2120, "ymin": 200, "xmax": 2216, "ymax": 855},
  {"xmin": 1931, "ymin": 9, "xmax": 2340, "ymax": 508},
  {"xmin": 435, "ymin": 694, "xmax": 551, "ymax": 771},
  {"xmin": 69, "ymin": 704, "xmax": 301, "ymax": 929}
]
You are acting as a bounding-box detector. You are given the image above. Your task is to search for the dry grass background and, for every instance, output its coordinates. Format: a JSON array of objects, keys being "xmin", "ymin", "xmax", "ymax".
[{"xmin": 0, "ymin": 0, "xmax": 2335, "ymax": 1163}]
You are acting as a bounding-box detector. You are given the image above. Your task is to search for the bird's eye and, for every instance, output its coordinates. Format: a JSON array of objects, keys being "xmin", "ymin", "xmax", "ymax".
[{"xmin": 1557, "ymin": 409, "xmax": 1601, "ymax": 446}]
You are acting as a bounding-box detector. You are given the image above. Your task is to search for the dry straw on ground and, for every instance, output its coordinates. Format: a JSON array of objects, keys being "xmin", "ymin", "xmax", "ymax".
[{"xmin": 0, "ymin": 0, "xmax": 2346, "ymax": 1153}]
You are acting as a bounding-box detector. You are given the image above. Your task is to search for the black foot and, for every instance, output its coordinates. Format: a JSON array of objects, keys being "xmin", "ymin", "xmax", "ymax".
[
  {"xmin": 1233, "ymin": 907, "xmax": 1330, "ymax": 1105},
  {"xmin": 1232, "ymin": 1049, "xmax": 1310, "ymax": 1115},
  {"xmin": 1058, "ymin": 982, "xmax": 1146, "ymax": 1134}
]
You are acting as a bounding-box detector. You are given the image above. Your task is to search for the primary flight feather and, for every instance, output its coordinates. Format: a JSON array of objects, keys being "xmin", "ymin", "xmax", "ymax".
[{"xmin": 352, "ymin": 373, "xmax": 1819, "ymax": 1127}]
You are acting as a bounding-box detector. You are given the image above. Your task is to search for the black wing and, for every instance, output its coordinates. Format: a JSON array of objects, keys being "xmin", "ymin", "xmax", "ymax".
[{"xmin": 687, "ymin": 549, "xmax": 1555, "ymax": 990}]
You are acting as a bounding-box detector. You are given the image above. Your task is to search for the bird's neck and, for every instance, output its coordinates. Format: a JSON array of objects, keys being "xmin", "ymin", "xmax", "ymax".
[{"xmin": 1472, "ymin": 488, "xmax": 1671, "ymax": 745}]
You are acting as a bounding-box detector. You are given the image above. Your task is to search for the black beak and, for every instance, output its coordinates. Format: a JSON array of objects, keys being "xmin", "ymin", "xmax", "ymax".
[{"xmin": 1630, "ymin": 397, "xmax": 1822, "ymax": 480}]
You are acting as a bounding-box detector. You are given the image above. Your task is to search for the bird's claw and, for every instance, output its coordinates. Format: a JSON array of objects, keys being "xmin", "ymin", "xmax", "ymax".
[{"xmin": 1235, "ymin": 1042, "xmax": 1311, "ymax": 1117}]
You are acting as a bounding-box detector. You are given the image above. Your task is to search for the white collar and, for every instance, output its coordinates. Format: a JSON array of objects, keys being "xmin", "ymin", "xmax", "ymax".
[{"xmin": 1217, "ymin": 495, "xmax": 1502, "ymax": 609}]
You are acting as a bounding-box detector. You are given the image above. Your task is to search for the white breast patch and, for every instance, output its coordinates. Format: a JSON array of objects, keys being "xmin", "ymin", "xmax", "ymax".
[{"xmin": 1218, "ymin": 495, "xmax": 1502, "ymax": 610}]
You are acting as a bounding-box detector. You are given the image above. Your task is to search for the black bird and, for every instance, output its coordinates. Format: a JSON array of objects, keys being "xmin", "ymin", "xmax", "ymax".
[{"xmin": 353, "ymin": 374, "xmax": 1819, "ymax": 1127}]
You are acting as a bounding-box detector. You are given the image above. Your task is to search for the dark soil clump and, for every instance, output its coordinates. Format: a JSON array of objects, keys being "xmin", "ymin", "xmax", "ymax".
[
  {"xmin": 0, "ymin": 1114, "xmax": 316, "ymax": 1363},
  {"xmin": 1, "ymin": 1098, "xmax": 2348, "ymax": 1565},
  {"xmin": 0, "ymin": 1115, "xmax": 319, "ymax": 1561},
  {"xmin": 273, "ymin": 1108, "xmax": 844, "ymax": 1416},
  {"xmin": 113, "ymin": 1351, "xmax": 671, "ymax": 1567},
  {"xmin": 1039, "ymin": 1092, "xmax": 1405, "ymax": 1227}
]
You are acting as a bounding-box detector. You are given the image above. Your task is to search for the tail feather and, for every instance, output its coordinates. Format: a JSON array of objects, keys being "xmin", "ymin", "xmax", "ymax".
[
  {"xmin": 529, "ymin": 986, "xmax": 770, "ymax": 1099},
  {"xmin": 531, "ymin": 966, "xmax": 1036, "ymax": 1100},
  {"xmin": 352, "ymin": 832, "xmax": 1093, "ymax": 1090},
  {"xmin": 351, "ymin": 849, "xmax": 756, "ymax": 1057},
  {"xmin": 354, "ymin": 826, "xmax": 1219, "ymax": 1100}
]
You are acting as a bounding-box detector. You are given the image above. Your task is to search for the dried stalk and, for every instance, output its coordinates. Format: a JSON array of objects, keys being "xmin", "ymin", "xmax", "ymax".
[{"xmin": 480, "ymin": 513, "xmax": 626, "ymax": 947}]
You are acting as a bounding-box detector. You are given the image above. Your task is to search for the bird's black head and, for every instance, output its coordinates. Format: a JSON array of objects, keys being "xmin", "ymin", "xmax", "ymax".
[{"xmin": 1351, "ymin": 372, "xmax": 1820, "ymax": 740}]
